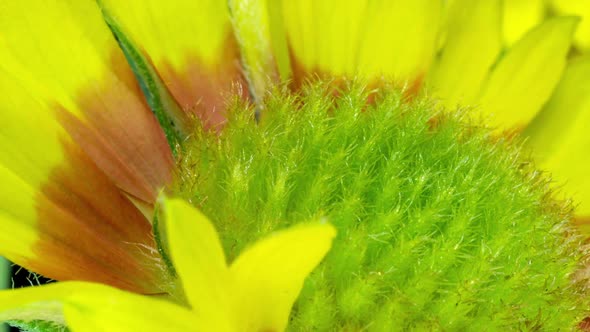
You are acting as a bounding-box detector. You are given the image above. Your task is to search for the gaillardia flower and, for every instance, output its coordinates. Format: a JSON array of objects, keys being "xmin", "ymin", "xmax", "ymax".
[{"xmin": 1, "ymin": 0, "xmax": 590, "ymax": 330}]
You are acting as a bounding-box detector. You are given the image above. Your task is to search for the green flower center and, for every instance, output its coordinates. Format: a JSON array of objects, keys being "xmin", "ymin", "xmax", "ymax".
[{"xmin": 174, "ymin": 83, "xmax": 588, "ymax": 330}]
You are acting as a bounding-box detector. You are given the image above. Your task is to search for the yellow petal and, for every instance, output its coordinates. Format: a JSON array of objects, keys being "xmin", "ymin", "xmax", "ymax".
[
  {"xmin": 0, "ymin": 163, "xmax": 42, "ymax": 262},
  {"xmin": 0, "ymin": 282, "xmax": 93, "ymax": 326},
  {"xmin": 477, "ymin": 17, "xmax": 578, "ymax": 129},
  {"xmin": 63, "ymin": 284, "xmax": 197, "ymax": 332},
  {"xmin": 428, "ymin": 0, "xmax": 502, "ymax": 107},
  {"xmin": 552, "ymin": 0, "xmax": 590, "ymax": 50},
  {"xmin": 503, "ymin": 0, "xmax": 546, "ymax": 46},
  {"xmin": 281, "ymin": 0, "xmax": 441, "ymax": 87},
  {"xmin": 0, "ymin": 282, "xmax": 196, "ymax": 332},
  {"xmin": 525, "ymin": 56, "xmax": 590, "ymax": 218},
  {"xmin": 230, "ymin": 222, "xmax": 336, "ymax": 332},
  {"xmin": 0, "ymin": 69, "xmax": 65, "ymax": 190},
  {"xmin": 98, "ymin": 0, "xmax": 247, "ymax": 129},
  {"xmin": 282, "ymin": 0, "xmax": 367, "ymax": 79},
  {"xmin": 0, "ymin": 284, "xmax": 65, "ymax": 326},
  {"xmin": 162, "ymin": 198, "xmax": 234, "ymax": 329},
  {"xmin": 356, "ymin": 0, "xmax": 441, "ymax": 84}
]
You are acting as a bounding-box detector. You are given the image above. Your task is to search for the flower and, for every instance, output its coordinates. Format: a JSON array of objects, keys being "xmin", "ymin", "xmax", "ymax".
[
  {"xmin": 0, "ymin": 198, "xmax": 336, "ymax": 331},
  {"xmin": 1, "ymin": 0, "xmax": 590, "ymax": 330}
]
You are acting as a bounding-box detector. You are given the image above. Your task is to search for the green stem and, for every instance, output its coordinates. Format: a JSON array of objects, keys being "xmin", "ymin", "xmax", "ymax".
[{"xmin": 0, "ymin": 257, "xmax": 9, "ymax": 332}]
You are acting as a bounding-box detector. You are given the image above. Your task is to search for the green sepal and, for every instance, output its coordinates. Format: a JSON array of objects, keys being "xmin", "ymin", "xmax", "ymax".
[
  {"xmin": 97, "ymin": 2, "xmax": 191, "ymax": 155},
  {"xmin": 8, "ymin": 320, "xmax": 68, "ymax": 332},
  {"xmin": 152, "ymin": 204, "xmax": 177, "ymax": 278}
]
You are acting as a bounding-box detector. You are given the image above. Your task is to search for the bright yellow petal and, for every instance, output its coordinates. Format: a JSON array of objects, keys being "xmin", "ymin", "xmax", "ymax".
[
  {"xmin": 63, "ymin": 284, "xmax": 197, "ymax": 332},
  {"xmin": 98, "ymin": 0, "xmax": 247, "ymax": 129},
  {"xmin": 476, "ymin": 17, "xmax": 578, "ymax": 129},
  {"xmin": 525, "ymin": 56, "xmax": 590, "ymax": 219},
  {"xmin": 552, "ymin": 0, "xmax": 590, "ymax": 50},
  {"xmin": 0, "ymin": 284, "xmax": 65, "ymax": 326},
  {"xmin": 163, "ymin": 198, "xmax": 234, "ymax": 330},
  {"xmin": 282, "ymin": 0, "xmax": 367, "ymax": 79},
  {"xmin": 281, "ymin": 0, "xmax": 441, "ymax": 88},
  {"xmin": 0, "ymin": 282, "xmax": 94, "ymax": 326},
  {"xmin": 0, "ymin": 68, "xmax": 65, "ymax": 192},
  {"xmin": 0, "ymin": 282, "xmax": 196, "ymax": 332},
  {"xmin": 357, "ymin": 0, "xmax": 441, "ymax": 84},
  {"xmin": 230, "ymin": 222, "xmax": 336, "ymax": 332},
  {"xmin": 503, "ymin": 0, "xmax": 546, "ymax": 46},
  {"xmin": 428, "ymin": 0, "xmax": 502, "ymax": 107},
  {"xmin": 0, "ymin": 162, "xmax": 42, "ymax": 262}
]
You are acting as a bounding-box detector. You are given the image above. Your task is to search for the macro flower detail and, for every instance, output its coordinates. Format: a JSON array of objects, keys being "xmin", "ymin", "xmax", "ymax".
[
  {"xmin": 525, "ymin": 56, "xmax": 590, "ymax": 229},
  {"xmin": 97, "ymin": 0, "xmax": 249, "ymax": 132},
  {"xmin": 1, "ymin": 0, "xmax": 590, "ymax": 331},
  {"xmin": 0, "ymin": 198, "xmax": 336, "ymax": 331},
  {"xmin": 551, "ymin": 0, "xmax": 590, "ymax": 50},
  {"xmin": 0, "ymin": 1, "xmax": 174, "ymax": 295}
]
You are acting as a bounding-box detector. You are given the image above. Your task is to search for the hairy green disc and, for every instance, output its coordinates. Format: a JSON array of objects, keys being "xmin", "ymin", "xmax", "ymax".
[{"xmin": 175, "ymin": 83, "xmax": 589, "ymax": 331}]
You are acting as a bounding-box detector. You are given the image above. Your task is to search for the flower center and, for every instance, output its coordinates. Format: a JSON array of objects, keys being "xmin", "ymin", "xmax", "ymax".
[{"xmin": 173, "ymin": 83, "xmax": 589, "ymax": 329}]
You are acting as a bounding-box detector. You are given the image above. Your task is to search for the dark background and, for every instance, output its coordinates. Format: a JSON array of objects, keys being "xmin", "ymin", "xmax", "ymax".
[{"xmin": 9, "ymin": 264, "xmax": 53, "ymax": 332}]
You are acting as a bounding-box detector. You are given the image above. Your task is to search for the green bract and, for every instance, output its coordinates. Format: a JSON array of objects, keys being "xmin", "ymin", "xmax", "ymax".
[{"xmin": 175, "ymin": 83, "xmax": 589, "ymax": 331}]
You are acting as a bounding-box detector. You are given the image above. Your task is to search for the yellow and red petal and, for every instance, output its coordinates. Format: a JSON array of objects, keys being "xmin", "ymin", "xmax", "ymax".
[
  {"xmin": 525, "ymin": 56, "xmax": 590, "ymax": 228},
  {"xmin": 476, "ymin": 17, "xmax": 578, "ymax": 130},
  {"xmin": 0, "ymin": 89, "xmax": 164, "ymax": 293},
  {"xmin": 98, "ymin": 0, "xmax": 248, "ymax": 130},
  {"xmin": 428, "ymin": 0, "xmax": 502, "ymax": 108},
  {"xmin": 0, "ymin": 1, "xmax": 173, "ymax": 204},
  {"xmin": 0, "ymin": 1, "xmax": 173, "ymax": 293},
  {"xmin": 279, "ymin": 0, "xmax": 441, "ymax": 90}
]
